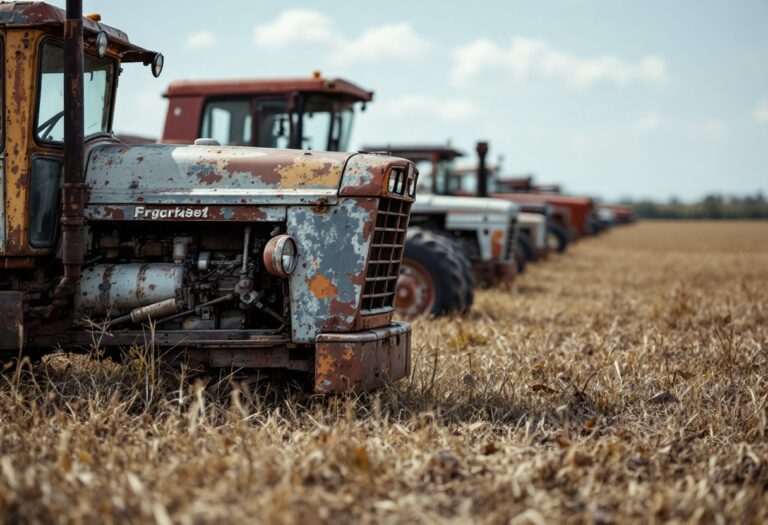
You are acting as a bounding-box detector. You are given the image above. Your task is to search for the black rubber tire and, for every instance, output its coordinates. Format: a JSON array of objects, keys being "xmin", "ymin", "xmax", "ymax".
[
  {"xmin": 547, "ymin": 224, "xmax": 569, "ymax": 253},
  {"xmin": 517, "ymin": 232, "xmax": 536, "ymax": 263},
  {"xmin": 428, "ymin": 232, "xmax": 475, "ymax": 310},
  {"xmin": 400, "ymin": 228, "xmax": 471, "ymax": 317},
  {"xmin": 515, "ymin": 244, "xmax": 527, "ymax": 274}
]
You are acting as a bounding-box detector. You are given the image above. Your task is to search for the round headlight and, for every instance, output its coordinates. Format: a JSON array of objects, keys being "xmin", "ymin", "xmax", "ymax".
[
  {"xmin": 151, "ymin": 53, "xmax": 164, "ymax": 78},
  {"xmin": 95, "ymin": 31, "xmax": 108, "ymax": 58},
  {"xmin": 263, "ymin": 235, "xmax": 298, "ymax": 278},
  {"xmin": 407, "ymin": 164, "xmax": 417, "ymax": 197}
]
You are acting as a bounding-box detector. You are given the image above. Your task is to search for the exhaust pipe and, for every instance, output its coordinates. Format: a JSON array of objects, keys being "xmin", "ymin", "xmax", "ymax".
[
  {"xmin": 52, "ymin": 0, "xmax": 86, "ymax": 308},
  {"xmin": 476, "ymin": 141, "xmax": 489, "ymax": 198}
]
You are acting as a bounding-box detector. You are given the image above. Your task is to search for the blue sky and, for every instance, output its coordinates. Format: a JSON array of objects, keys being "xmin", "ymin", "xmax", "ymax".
[{"xmin": 63, "ymin": 1, "xmax": 767, "ymax": 201}]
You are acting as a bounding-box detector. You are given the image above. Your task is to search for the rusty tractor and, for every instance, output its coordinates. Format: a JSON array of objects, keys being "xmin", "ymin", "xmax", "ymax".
[
  {"xmin": 408, "ymin": 142, "xmax": 549, "ymax": 272},
  {"xmin": 159, "ymin": 75, "xmax": 524, "ymax": 319},
  {"xmin": 357, "ymin": 144, "xmax": 520, "ymax": 288},
  {"xmin": 0, "ymin": 2, "xmax": 417, "ymax": 394},
  {"xmin": 491, "ymin": 174, "xmax": 599, "ymax": 239}
]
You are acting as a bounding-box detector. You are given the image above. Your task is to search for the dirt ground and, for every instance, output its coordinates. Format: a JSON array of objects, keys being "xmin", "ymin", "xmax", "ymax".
[{"xmin": 1, "ymin": 221, "xmax": 767, "ymax": 524}]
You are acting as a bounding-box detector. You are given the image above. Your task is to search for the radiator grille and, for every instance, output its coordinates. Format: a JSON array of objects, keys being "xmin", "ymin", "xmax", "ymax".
[{"xmin": 361, "ymin": 198, "xmax": 411, "ymax": 313}]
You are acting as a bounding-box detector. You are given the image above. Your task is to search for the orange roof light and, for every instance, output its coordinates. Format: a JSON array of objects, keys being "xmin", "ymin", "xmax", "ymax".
[
  {"xmin": 312, "ymin": 70, "xmax": 322, "ymax": 79},
  {"xmin": 85, "ymin": 13, "xmax": 101, "ymax": 21}
]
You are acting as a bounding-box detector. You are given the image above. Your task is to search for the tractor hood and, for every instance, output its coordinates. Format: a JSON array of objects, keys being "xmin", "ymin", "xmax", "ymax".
[
  {"xmin": 413, "ymin": 194, "xmax": 519, "ymax": 219},
  {"xmin": 85, "ymin": 143, "xmax": 355, "ymax": 207},
  {"xmin": 518, "ymin": 212, "xmax": 546, "ymax": 227}
]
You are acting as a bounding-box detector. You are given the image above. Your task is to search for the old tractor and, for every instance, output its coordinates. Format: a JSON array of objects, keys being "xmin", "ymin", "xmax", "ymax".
[
  {"xmin": 160, "ymin": 75, "xmax": 521, "ymax": 319},
  {"xmin": 490, "ymin": 175, "xmax": 599, "ymax": 239},
  {"xmin": 0, "ymin": 2, "xmax": 416, "ymax": 394},
  {"xmin": 357, "ymin": 144, "xmax": 520, "ymax": 287}
]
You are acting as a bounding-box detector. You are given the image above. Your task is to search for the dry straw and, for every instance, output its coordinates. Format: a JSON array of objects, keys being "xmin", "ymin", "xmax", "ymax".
[{"xmin": 1, "ymin": 221, "xmax": 767, "ymax": 523}]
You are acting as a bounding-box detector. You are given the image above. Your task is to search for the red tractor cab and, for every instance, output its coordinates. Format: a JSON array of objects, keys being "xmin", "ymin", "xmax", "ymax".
[{"xmin": 161, "ymin": 75, "xmax": 371, "ymax": 151}]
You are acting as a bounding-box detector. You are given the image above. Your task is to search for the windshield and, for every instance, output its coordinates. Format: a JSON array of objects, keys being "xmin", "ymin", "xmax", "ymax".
[
  {"xmin": 415, "ymin": 160, "xmax": 434, "ymax": 193},
  {"xmin": 416, "ymin": 158, "xmax": 455, "ymax": 195},
  {"xmin": 434, "ymin": 159, "xmax": 454, "ymax": 195},
  {"xmin": 35, "ymin": 41, "xmax": 116, "ymax": 143},
  {"xmin": 200, "ymin": 94, "xmax": 358, "ymax": 151},
  {"xmin": 447, "ymin": 168, "xmax": 499, "ymax": 196},
  {"xmin": 300, "ymin": 96, "xmax": 355, "ymax": 151}
]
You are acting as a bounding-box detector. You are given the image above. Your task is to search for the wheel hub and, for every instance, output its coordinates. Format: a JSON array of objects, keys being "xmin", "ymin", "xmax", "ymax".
[{"xmin": 394, "ymin": 260, "xmax": 435, "ymax": 320}]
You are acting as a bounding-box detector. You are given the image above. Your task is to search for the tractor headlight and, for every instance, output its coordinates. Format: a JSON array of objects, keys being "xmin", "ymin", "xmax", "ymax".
[
  {"xmin": 263, "ymin": 235, "xmax": 298, "ymax": 278},
  {"xmin": 95, "ymin": 31, "xmax": 108, "ymax": 57},
  {"xmin": 406, "ymin": 164, "xmax": 418, "ymax": 197},
  {"xmin": 151, "ymin": 53, "xmax": 164, "ymax": 78}
]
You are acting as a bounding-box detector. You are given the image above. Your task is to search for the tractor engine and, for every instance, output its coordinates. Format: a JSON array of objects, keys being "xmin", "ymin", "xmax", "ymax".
[{"xmin": 76, "ymin": 223, "xmax": 288, "ymax": 332}]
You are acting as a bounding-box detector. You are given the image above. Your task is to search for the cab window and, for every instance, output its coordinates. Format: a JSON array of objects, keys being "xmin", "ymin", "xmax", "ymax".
[
  {"xmin": 201, "ymin": 99, "xmax": 252, "ymax": 146},
  {"xmin": 28, "ymin": 157, "xmax": 63, "ymax": 247},
  {"xmin": 35, "ymin": 40, "xmax": 116, "ymax": 143}
]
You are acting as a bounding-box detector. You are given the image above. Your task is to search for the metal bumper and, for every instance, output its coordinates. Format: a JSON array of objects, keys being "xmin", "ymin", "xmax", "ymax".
[{"xmin": 314, "ymin": 321, "xmax": 411, "ymax": 394}]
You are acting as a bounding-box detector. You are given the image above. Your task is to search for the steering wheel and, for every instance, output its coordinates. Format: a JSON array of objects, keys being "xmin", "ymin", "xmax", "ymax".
[{"xmin": 36, "ymin": 110, "xmax": 65, "ymax": 140}]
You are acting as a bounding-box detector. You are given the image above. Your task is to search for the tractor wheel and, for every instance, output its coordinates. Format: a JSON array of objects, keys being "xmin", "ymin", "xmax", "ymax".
[
  {"xmin": 517, "ymin": 232, "xmax": 536, "ymax": 263},
  {"xmin": 515, "ymin": 245, "xmax": 527, "ymax": 274},
  {"xmin": 547, "ymin": 224, "xmax": 569, "ymax": 253},
  {"xmin": 429, "ymin": 232, "xmax": 475, "ymax": 309},
  {"xmin": 395, "ymin": 228, "xmax": 472, "ymax": 320}
]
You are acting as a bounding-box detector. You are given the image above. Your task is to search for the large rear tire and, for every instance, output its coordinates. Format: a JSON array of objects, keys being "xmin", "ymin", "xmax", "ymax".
[
  {"xmin": 395, "ymin": 228, "xmax": 472, "ymax": 320},
  {"xmin": 514, "ymin": 236, "xmax": 527, "ymax": 274},
  {"xmin": 547, "ymin": 224, "xmax": 569, "ymax": 253},
  {"xmin": 429, "ymin": 232, "xmax": 475, "ymax": 309},
  {"xmin": 517, "ymin": 232, "xmax": 536, "ymax": 263}
]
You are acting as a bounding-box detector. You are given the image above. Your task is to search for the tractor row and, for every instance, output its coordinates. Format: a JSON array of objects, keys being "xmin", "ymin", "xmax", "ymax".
[{"xmin": 0, "ymin": 2, "xmax": 634, "ymax": 394}]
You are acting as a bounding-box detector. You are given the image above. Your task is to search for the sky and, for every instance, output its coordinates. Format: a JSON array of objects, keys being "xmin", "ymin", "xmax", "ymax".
[{"xmin": 55, "ymin": 0, "xmax": 768, "ymax": 201}]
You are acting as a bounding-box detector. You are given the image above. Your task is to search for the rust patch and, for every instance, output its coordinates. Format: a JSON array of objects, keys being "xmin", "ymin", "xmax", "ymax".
[
  {"xmin": 312, "ymin": 198, "xmax": 331, "ymax": 213},
  {"xmin": 323, "ymin": 298, "xmax": 358, "ymax": 329},
  {"xmin": 193, "ymin": 168, "xmax": 223, "ymax": 185},
  {"xmin": 491, "ymin": 229, "xmax": 504, "ymax": 260},
  {"xmin": 275, "ymin": 158, "xmax": 339, "ymax": 187},
  {"xmin": 346, "ymin": 270, "xmax": 366, "ymax": 287},
  {"xmin": 309, "ymin": 274, "xmax": 338, "ymax": 299},
  {"xmin": 102, "ymin": 207, "xmax": 125, "ymax": 220},
  {"xmin": 224, "ymin": 158, "xmax": 279, "ymax": 184},
  {"xmin": 231, "ymin": 207, "xmax": 268, "ymax": 221}
]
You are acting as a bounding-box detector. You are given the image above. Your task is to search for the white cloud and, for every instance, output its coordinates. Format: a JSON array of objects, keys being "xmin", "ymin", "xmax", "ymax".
[
  {"xmin": 332, "ymin": 23, "xmax": 431, "ymax": 64},
  {"xmin": 452, "ymin": 37, "xmax": 668, "ymax": 89},
  {"xmin": 252, "ymin": 9, "xmax": 338, "ymax": 48},
  {"xmin": 635, "ymin": 111, "xmax": 728, "ymax": 141},
  {"xmin": 755, "ymin": 98, "xmax": 768, "ymax": 124},
  {"xmin": 253, "ymin": 10, "xmax": 430, "ymax": 65},
  {"xmin": 381, "ymin": 95, "xmax": 477, "ymax": 121},
  {"xmin": 186, "ymin": 30, "xmax": 216, "ymax": 49}
]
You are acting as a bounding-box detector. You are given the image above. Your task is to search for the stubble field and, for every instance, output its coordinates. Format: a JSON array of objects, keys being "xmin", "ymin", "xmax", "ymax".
[{"xmin": 1, "ymin": 221, "xmax": 767, "ymax": 524}]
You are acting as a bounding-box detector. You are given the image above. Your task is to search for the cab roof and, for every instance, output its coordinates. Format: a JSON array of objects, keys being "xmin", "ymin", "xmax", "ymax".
[
  {"xmin": 0, "ymin": 1, "xmax": 158, "ymax": 63},
  {"xmin": 164, "ymin": 76, "xmax": 374, "ymax": 102},
  {"xmin": 361, "ymin": 145, "xmax": 464, "ymax": 161}
]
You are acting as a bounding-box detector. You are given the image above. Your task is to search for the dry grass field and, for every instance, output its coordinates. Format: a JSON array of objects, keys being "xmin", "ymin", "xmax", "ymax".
[{"xmin": 1, "ymin": 221, "xmax": 767, "ymax": 524}]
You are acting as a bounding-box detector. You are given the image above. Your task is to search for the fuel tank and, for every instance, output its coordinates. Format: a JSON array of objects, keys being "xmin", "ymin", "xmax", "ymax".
[{"xmin": 76, "ymin": 263, "xmax": 185, "ymax": 315}]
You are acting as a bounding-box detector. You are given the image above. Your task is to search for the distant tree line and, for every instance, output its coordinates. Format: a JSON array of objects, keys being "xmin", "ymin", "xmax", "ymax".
[{"xmin": 621, "ymin": 192, "xmax": 768, "ymax": 219}]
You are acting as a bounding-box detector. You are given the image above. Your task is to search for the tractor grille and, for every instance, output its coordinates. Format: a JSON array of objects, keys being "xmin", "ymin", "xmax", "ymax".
[
  {"xmin": 505, "ymin": 218, "xmax": 518, "ymax": 262},
  {"xmin": 361, "ymin": 197, "xmax": 411, "ymax": 313}
]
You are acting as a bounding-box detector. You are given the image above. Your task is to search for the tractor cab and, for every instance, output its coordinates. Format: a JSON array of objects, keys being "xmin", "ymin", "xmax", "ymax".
[
  {"xmin": 0, "ymin": 2, "xmax": 162, "ymax": 260},
  {"xmin": 162, "ymin": 74, "xmax": 372, "ymax": 151}
]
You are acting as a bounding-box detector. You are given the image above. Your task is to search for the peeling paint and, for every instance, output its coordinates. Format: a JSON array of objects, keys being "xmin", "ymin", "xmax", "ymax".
[
  {"xmin": 309, "ymin": 274, "xmax": 338, "ymax": 299},
  {"xmin": 287, "ymin": 197, "xmax": 377, "ymax": 343}
]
